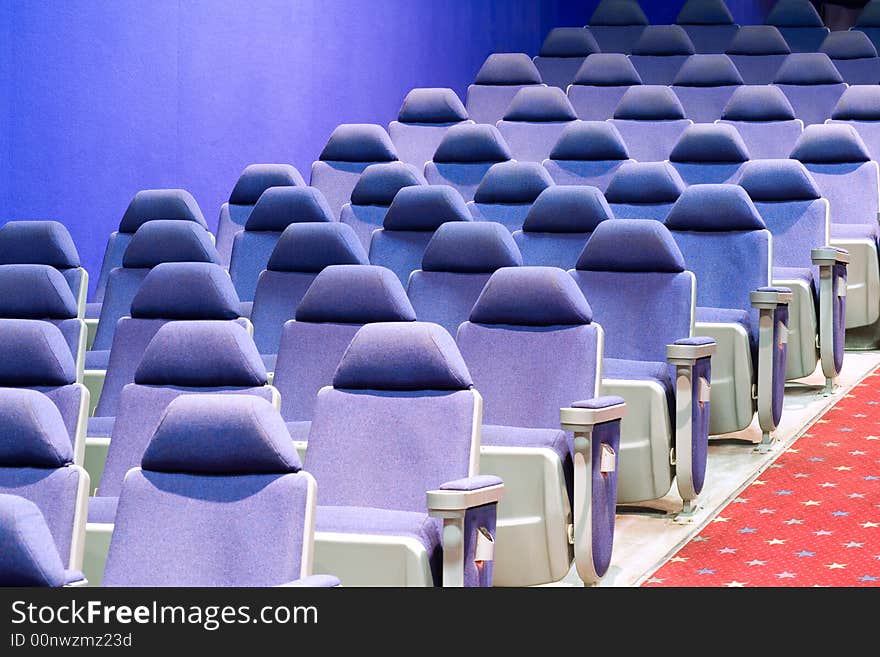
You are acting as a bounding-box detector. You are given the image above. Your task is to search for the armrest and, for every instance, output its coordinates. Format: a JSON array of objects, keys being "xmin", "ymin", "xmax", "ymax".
[
  {"xmin": 812, "ymin": 248, "xmax": 848, "ymax": 388},
  {"xmin": 427, "ymin": 475, "xmax": 504, "ymax": 514},
  {"xmin": 811, "ymin": 246, "xmax": 850, "ymax": 266},
  {"xmin": 277, "ymin": 575, "xmax": 341, "ymax": 587},
  {"xmin": 752, "ymin": 288, "xmax": 791, "ymax": 449},
  {"xmin": 750, "ymin": 286, "xmax": 793, "ymax": 308},
  {"xmin": 666, "ymin": 336, "xmax": 716, "ymax": 364},
  {"xmin": 560, "ymin": 395, "xmax": 626, "ymax": 433}
]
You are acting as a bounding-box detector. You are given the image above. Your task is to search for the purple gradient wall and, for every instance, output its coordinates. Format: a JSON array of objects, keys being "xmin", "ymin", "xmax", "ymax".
[{"xmin": 0, "ymin": 1, "xmax": 774, "ymax": 293}]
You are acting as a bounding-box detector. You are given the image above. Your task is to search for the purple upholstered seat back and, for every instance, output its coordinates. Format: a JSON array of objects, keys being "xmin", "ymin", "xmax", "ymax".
[
  {"xmin": 766, "ymin": 0, "xmax": 830, "ymax": 54},
  {"xmin": 465, "ymin": 54, "xmax": 544, "ymax": 125},
  {"xmin": 669, "ymin": 123, "xmax": 750, "ymax": 186},
  {"xmin": 424, "ymin": 123, "xmax": 512, "ymax": 202},
  {"xmin": 629, "ymin": 26, "xmax": 696, "ymax": 85},
  {"xmin": 676, "ymin": 0, "xmax": 740, "ymax": 54},
  {"xmin": 543, "ymin": 121, "xmax": 631, "ymax": 191},
  {"xmin": 468, "ymin": 161, "xmax": 554, "ymax": 232},
  {"xmin": 725, "ymin": 26, "xmax": 791, "ymax": 84},
  {"xmin": 533, "ymin": 27, "xmax": 601, "ymax": 89},
  {"xmin": 672, "ymin": 54, "xmax": 743, "ymax": 122},
  {"xmin": 829, "ymin": 85, "xmax": 880, "ymax": 161},
  {"xmin": 588, "ymin": 0, "xmax": 648, "ymax": 54},
  {"xmin": 0, "ymin": 494, "xmax": 69, "ymax": 586},
  {"xmin": 496, "ymin": 87, "xmax": 577, "ymax": 162},
  {"xmin": 567, "ymin": 54, "xmax": 643, "ymax": 120},
  {"xmin": 389, "ymin": 88, "xmax": 471, "ymax": 168},
  {"xmin": 820, "ymin": 31, "xmax": 880, "ymax": 85},
  {"xmin": 605, "ymin": 161, "xmax": 686, "ymax": 222},
  {"xmin": 773, "ymin": 53, "xmax": 848, "ymax": 127},
  {"xmin": 718, "ymin": 85, "xmax": 803, "ymax": 160},
  {"xmin": 609, "ymin": 86, "xmax": 693, "ymax": 162}
]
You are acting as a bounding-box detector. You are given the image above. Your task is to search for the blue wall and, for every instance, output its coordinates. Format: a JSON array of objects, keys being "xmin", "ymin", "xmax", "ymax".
[{"xmin": 1, "ymin": 0, "xmax": 773, "ymax": 294}]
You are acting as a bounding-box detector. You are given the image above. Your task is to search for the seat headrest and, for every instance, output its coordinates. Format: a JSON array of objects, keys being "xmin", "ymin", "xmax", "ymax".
[
  {"xmin": 790, "ymin": 124, "xmax": 872, "ymax": 164},
  {"xmin": 856, "ymin": 2, "xmax": 880, "ymax": 27},
  {"xmin": 0, "ymin": 389, "xmax": 72, "ymax": 467},
  {"xmin": 142, "ymin": 395, "xmax": 301, "ymax": 475},
  {"xmin": 665, "ymin": 184, "xmax": 766, "ymax": 232},
  {"xmin": 397, "ymin": 88, "xmax": 468, "ymax": 124},
  {"xmin": 670, "ymin": 123, "xmax": 750, "ymax": 163},
  {"xmin": 350, "ymin": 162, "xmax": 426, "ymax": 206},
  {"xmin": 831, "ymin": 85, "xmax": 880, "ymax": 121},
  {"xmin": 721, "ymin": 85, "xmax": 797, "ymax": 121},
  {"xmin": 576, "ymin": 219, "xmax": 687, "ymax": 273},
  {"xmin": 0, "ymin": 221, "xmax": 80, "ymax": 268},
  {"xmin": 295, "ymin": 265, "xmax": 416, "ymax": 324},
  {"xmin": 572, "ymin": 53, "xmax": 643, "ymax": 86},
  {"xmin": 605, "ymin": 162, "xmax": 686, "ymax": 204},
  {"xmin": 130, "ymin": 262, "xmax": 241, "ymax": 320},
  {"xmin": 469, "ymin": 267, "xmax": 592, "ymax": 326},
  {"xmin": 502, "ymin": 86, "xmax": 577, "ymax": 122},
  {"xmin": 333, "ymin": 322, "xmax": 473, "ymax": 391},
  {"xmin": 539, "ymin": 27, "xmax": 600, "ymax": 57},
  {"xmin": 121, "ymin": 220, "xmax": 219, "ymax": 269},
  {"xmin": 473, "ymin": 53, "xmax": 542, "ymax": 85},
  {"xmin": 549, "ymin": 121, "xmax": 630, "ymax": 161},
  {"xmin": 119, "ymin": 189, "xmax": 207, "ymax": 233},
  {"xmin": 725, "ymin": 25, "xmax": 790, "ymax": 55},
  {"xmin": 673, "ymin": 54, "xmax": 744, "ymax": 86},
  {"xmin": 383, "ymin": 186, "xmax": 472, "ymax": 231},
  {"xmin": 766, "ymin": 0, "xmax": 824, "ymax": 27},
  {"xmin": 0, "ymin": 494, "xmax": 67, "ymax": 587},
  {"xmin": 589, "ymin": 0, "xmax": 648, "ymax": 26},
  {"xmin": 613, "ymin": 85, "xmax": 687, "ymax": 120},
  {"xmin": 739, "ymin": 159, "xmax": 822, "ymax": 202},
  {"xmin": 821, "ymin": 30, "xmax": 878, "ymax": 60},
  {"xmin": 473, "ymin": 161, "xmax": 554, "ymax": 205},
  {"xmin": 431, "ymin": 123, "xmax": 512, "ymax": 163},
  {"xmin": 422, "ymin": 222, "xmax": 522, "ymax": 273},
  {"xmin": 318, "ymin": 124, "xmax": 398, "ymax": 163},
  {"xmin": 244, "ymin": 187, "xmax": 334, "ymax": 231},
  {"xmin": 0, "ymin": 265, "xmax": 78, "ymax": 319},
  {"xmin": 676, "ymin": 0, "xmax": 735, "ymax": 25},
  {"xmin": 266, "ymin": 223, "xmax": 369, "ymax": 273},
  {"xmin": 0, "ymin": 319, "xmax": 76, "ymax": 386},
  {"xmin": 631, "ymin": 25, "xmax": 696, "ymax": 56},
  {"xmin": 228, "ymin": 164, "xmax": 306, "ymax": 205},
  {"xmin": 134, "ymin": 321, "xmax": 268, "ymax": 387},
  {"xmin": 522, "ymin": 186, "xmax": 613, "ymax": 233},
  {"xmin": 773, "ymin": 53, "xmax": 844, "ymax": 85}
]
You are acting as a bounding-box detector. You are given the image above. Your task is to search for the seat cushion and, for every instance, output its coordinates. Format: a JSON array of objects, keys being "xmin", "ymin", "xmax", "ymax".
[
  {"xmin": 85, "ymin": 349, "xmax": 110, "ymax": 370},
  {"xmin": 87, "ymin": 415, "xmax": 115, "ymax": 438},
  {"xmin": 87, "ymin": 496, "xmax": 119, "ymax": 524},
  {"xmin": 285, "ymin": 420, "xmax": 311, "ymax": 442},
  {"xmin": 316, "ymin": 505, "xmax": 442, "ymax": 584}
]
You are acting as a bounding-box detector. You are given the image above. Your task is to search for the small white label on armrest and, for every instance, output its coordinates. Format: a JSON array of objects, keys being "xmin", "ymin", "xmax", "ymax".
[
  {"xmin": 474, "ymin": 527, "xmax": 495, "ymax": 564},
  {"xmin": 838, "ymin": 278, "xmax": 847, "ymax": 298},
  {"xmin": 699, "ymin": 377, "xmax": 711, "ymax": 403},
  {"xmin": 777, "ymin": 322, "xmax": 788, "ymax": 346},
  {"xmin": 600, "ymin": 444, "xmax": 616, "ymax": 473}
]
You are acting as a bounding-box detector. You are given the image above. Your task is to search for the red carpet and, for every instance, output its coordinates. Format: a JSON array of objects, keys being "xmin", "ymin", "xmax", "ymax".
[{"xmin": 643, "ymin": 370, "xmax": 880, "ymax": 587}]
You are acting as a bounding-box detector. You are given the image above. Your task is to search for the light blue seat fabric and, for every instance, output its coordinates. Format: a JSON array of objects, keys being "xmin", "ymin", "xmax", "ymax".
[
  {"xmin": 496, "ymin": 87, "xmax": 578, "ymax": 162},
  {"xmin": 542, "ymin": 121, "xmax": 631, "ymax": 192},
  {"xmin": 829, "ymin": 85, "xmax": 880, "ymax": 161},
  {"xmin": 567, "ymin": 54, "xmax": 643, "ymax": 121},
  {"xmin": 424, "ymin": 123, "xmax": 512, "ymax": 203},
  {"xmin": 669, "ymin": 123, "xmax": 750, "ymax": 186},
  {"xmin": 676, "ymin": 0, "xmax": 740, "ymax": 54},
  {"xmin": 853, "ymin": 1, "xmax": 880, "ymax": 54},
  {"xmin": 672, "ymin": 54, "xmax": 743, "ymax": 123},
  {"xmin": 718, "ymin": 85, "xmax": 803, "ymax": 160},
  {"xmin": 765, "ymin": 0, "xmax": 830, "ymax": 54},
  {"xmin": 821, "ymin": 31, "xmax": 880, "ymax": 85},
  {"xmin": 389, "ymin": 88, "xmax": 471, "ymax": 169},
  {"xmin": 587, "ymin": 0, "xmax": 648, "ymax": 54},
  {"xmin": 725, "ymin": 26, "xmax": 791, "ymax": 84},
  {"xmin": 605, "ymin": 161, "xmax": 687, "ymax": 223},
  {"xmin": 468, "ymin": 161, "xmax": 554, "ymax": 233},
  {"xmin": 773, "ymin": 53, "xmax": 848, "ymax": 127},
  {"xmin": 465, "ymin": 53, "xmax": 544, "ymax": 125},
  {"xmin": 609, "ymin": 86, "xmax": 693, "ymax": 162},
  {"xmin": 629, "ymin": 25, "xmax": 696, "ymax": 85},
  {"xmin": 533, "ymin": 27, "xmax": 601, "ymax": 90}
]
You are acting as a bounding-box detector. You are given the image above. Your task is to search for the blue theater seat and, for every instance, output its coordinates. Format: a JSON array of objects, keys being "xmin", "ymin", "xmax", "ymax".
[
  {"xmin": 467, "ymin": 161, "xmax": 554, "ymax": 233},
  {"xmin": 766, "ymin": 0, "xmax": 829, "ymax": 54},
  {"xmin": 389, "ymin": 88, "xmax": 472, "ymax": 169},
  {"xmin": 676, "ymin": 0, "xmax": 740, "ymax": 54},
  {"xmin": 718, "ymin": 85, "xmax": 803, "ymax": 159},
  {"xmin": 605, "ymin": 161, "xmax": 686, "ymax": 222},
  {"xmin": 533, "ymin": 27, "xmax": 600, "ymax": 90},
  {"xmin": 672, "ymin": 54, "xmax": 743, "ymax": 123},
  {"xmin": 725, "ymin": 26, "xmax": 791, "ymax": 84},
  {"xmin": 829, "ymin": 85, "xmax": 880, "ymax": 161},
  {"xmin": 424, "ymin": 123, "xmax": 512, "ymax": 202},
  {"xmin": 820, "ymin": 31, "xmax": 880, "ymax": 85},
  {"xmin": 587, "ymin": 0, "xmax": 648, "ymax": 55},
  {"xmin": 669, "ymin": 123, "xmax": 750, "ymax": 186},
  {"xmin": 496, "ymin": 87, "xmax": 578, "ymax": 162},
  {"xmin": 216, "ymin": 164, "xmax": 305, "ymax": 266},
  {"xmin": 629, "ymin": 25, "xmax": 696, "ymax": 86},
  {"xmin": 466, "ymin": 53, "xmax": 544, "ymax": 126},
  {"xmin": 773, "ymin": 53, "xmax": 848, "ymax": 127},
  {"xmin": 609, "ymin": 86, "xmax": 693, "ymax": 162},
  {"xmin": 853, "ymin": 1, "xmax": 880, "ymax": 54},
  {"xmin": 567, "ymin": 54, "xmax": 643, "ymax": 121},
  {"xmin": 542, "ymin": 121, "xmax": 632, "ymax": 191}
]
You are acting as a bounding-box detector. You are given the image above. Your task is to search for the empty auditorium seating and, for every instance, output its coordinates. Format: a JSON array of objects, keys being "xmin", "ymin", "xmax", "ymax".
[
  {"xmin": 407, "ymin": 222, "xmax": 522, "ymax": 335},
  {"xmin": 853, "ymin": 1, "xmax": 880, "ymax": 54},
  {"xmin": 496, "ymin": 87, "xmax": 578, "ymax": 162},
  {"xmin": 467, "ymin": 161, "xmax": 554, "ymax": 232},
  {"xmin": 829, "ymin": 85, "xmax": 880, "ymax": 160},
  {"xmin": 542, "ymin": 121, "xmax": 632, "ymax": 191},
  {"xmin": 666, "ymin": 185, "xmax": 791, "ymax": 446},
  {"xmin": 773, "ymin": 53, "xmax": 848, "ymax": 127},
  {"xmin": 605, "ymin": 161, "xmax": 686, "ymax": 221},
  {"xmin": 790, "ymin": 124, "xmax": 880, "ymax": 346},
  {"xmin": 89, "ymin": 189, "xmax": 208, "ymax": 315},
  {"xmin": 571, "ymin": 220, "xmax": 714, "ymax": 512},
  {"xmin": 457, "ymin": 267, "xmax": 624, "ymax": 586},
  {"xmin": 216, "ymin": 164, "xmax": 305, "ymax": 266},
  {"xmin": 86, "ymin": 220, "xmax": 219, "ymax": 368},
  {"xmin": 102, "ymin": 395, "xmax": 335, "ymax": 587},
  {"xmin": 739, "ymin": 159, "xmax": 847, "ymax": 387},
  {"xmin": 669, "ymin": 123, "xmax": 750, "ymax": 185},
  {"xmin": 587, "ymin": 0, "xmax": 648, "ymax": 54},
  {"xmin": 340, "ymin": 162, "xmax": 427, "ymax": 249},
  {"xmin": 765, "ymin": 0, "xmax": 830, "ymax": 54},
  {"xmin": 717, "ymin": 85, "xmax": 804, "ymax": 159},
  {"xmin": 424, "ymin": 123, "xmax": 512, "ymax": 202},
  {"xmin": 725, "ymin": 25, "xmax": 791, "ymax": 84},
  {"xmin": 272, "ymin": 265, "xmax": 416, "ymax": 441},
  {"xmin": 389, "ymin": 88, "xmax": 472, "ymax": 169},
  {"xmin": 0, "ymin": 320, "xmax": 87, "ymax": 466},
  {"xmin": 533, "ymin": 27, "xmax": 600, "ymax": 90},
  {"xmin": 0, "ymin": 265, "xmax": 85, "ymax": 377},
  {"xmin": 513, "ymin": 186, "xmax": 613, "ymax": 269},
  {"xmin": 250, "ymin": 222, "xmax": 368, "ymax": 364},
  {"xmin": 629, "ymin": 25, "xmax": 697, "ymax": 85},
  {"xmin": 310, "ymin": 124, "xmax": 398, "ymax": 218},
  {"xmin": 609, "ymin": 86, "xmax": 693, "ymax": 162},
  {"xmin": 567, "ymin": 54, "xmax": 643, "ymax": 120},
  {"xmin": 369, "ymin": 185, "xmax": 472, "ymax": 286},
  {"xmin": 0, "ymin": 390, "xmax": 88, "ymax": 576},
  {"xmin": 0, "ymin": 221, "xmax": 87, "ymax": 316},
  {"xmin": 305, "ymin": 321, "xmax": 504, "ymax": 586},
  {"xmin": 820, "ymin": 31, "xmax": 880, "ymax": 85},
  {"xmin": 229, "ymin": 186, "xmax": 334, "ymax": 307},
  {"xmin": 676, "ymin": 0, "xmax": 740, "ymax": 54},
  {"xmin": 466, "ymin": 53, "xmax": 544, "ymax": 125},
  {"xmin": 672, "ymin": 54, "xmax": 744, "ymax": 123}
]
